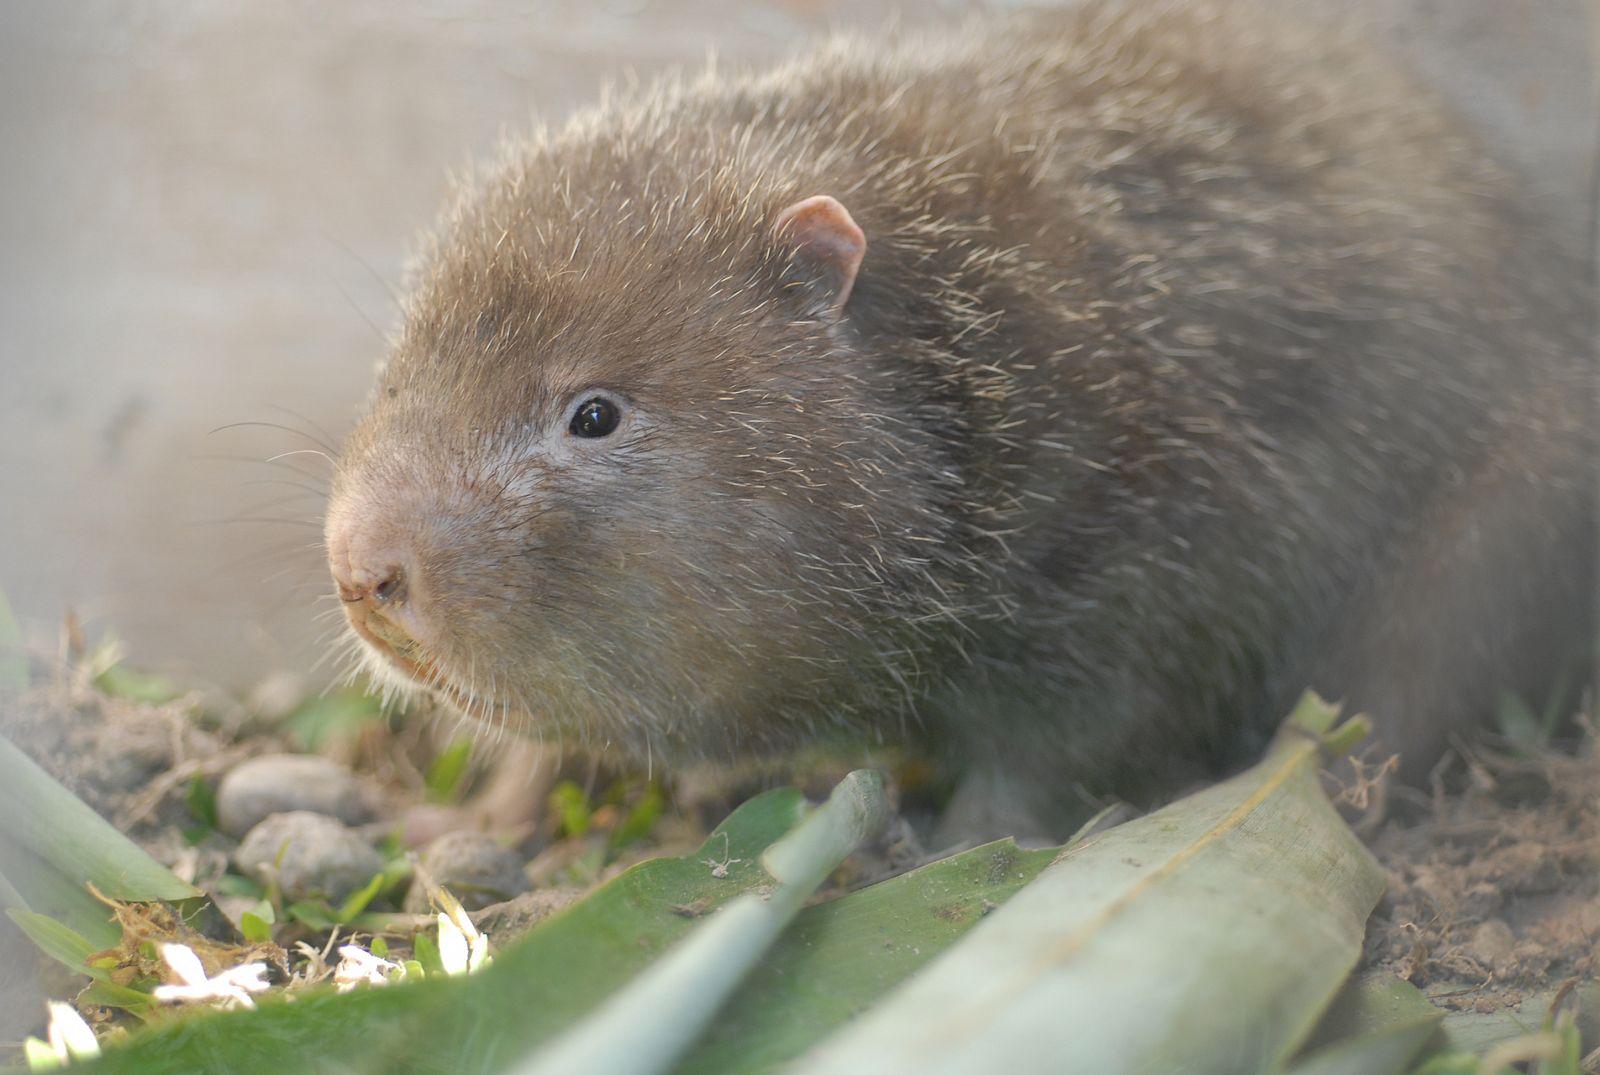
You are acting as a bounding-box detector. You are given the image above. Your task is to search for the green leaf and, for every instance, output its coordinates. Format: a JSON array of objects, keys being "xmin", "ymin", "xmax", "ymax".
[
  {"xmin": 239, "ymin": 903, "xmax": 275, "ymax": 944},
  {"xmin": 424, "ymin": 738, "xmax": 475, "ymax": 803},
  {"xmin": 185, "ymin": 775, "xmax": 219, "ymax": 832},
  {"xmin": 0, "ymin": 733, "xmax": 203, "ymax": 960},
  {"xmin": 81, "ymin": 979, "xmax": 158, "ymax": 1017},
  {"xmin": 285, "ymin": 901, "xmax": 337, "ymax": 932},
  {"xmin": 1496, "ymin": 691, "xmax": 1544, "ymax": 749},
  {"xmin": 337, "ymin": 874, "xmax": 387, "ymax": 924},
  {"xmin": 547, "ymin": 781, "xmax": 591, "ymax": 838},
  {"xmin": 6, "ymin": 909, "xmax": 101, "ymax": 978},
  {"xmin": 515, "ymin": 770, "xmax": 891, "ymax": 1074},
  {"xmin": 1282, "ymin": 973, "xmax": 1443, "ymax": 1075},
  {"xmin": 93, "ymin": 663, "xmax": 181, "ymax": 705},
  {"xmin": 412, "ymin": 929, "xmax": 444, "ymax": 978},
  {"xmin": 678, "ymin": 837, "xmax": 1057, "ymax": 1073},
  {"xmin": 793, "ymin": 692, "xmax": 1386, "ymax": 1075},
  {"xmin": 607, "ymin": 783, "xmax": 665, "ymax": 852},
  {"xmin": 283, "ymin": 689, "xmax": 385, "ymax": 752}
]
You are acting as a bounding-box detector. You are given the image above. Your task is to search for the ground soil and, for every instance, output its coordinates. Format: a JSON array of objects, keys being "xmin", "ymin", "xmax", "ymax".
[{"xmin": 1359, "ymin": 728, "xmax": 1599, "ymax": 1010}]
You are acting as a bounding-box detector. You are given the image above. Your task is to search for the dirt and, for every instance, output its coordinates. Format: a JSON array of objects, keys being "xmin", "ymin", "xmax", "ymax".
[{"xmin": 1360, "ymin": 727, "xmax": 1599, "ymax": 1010}]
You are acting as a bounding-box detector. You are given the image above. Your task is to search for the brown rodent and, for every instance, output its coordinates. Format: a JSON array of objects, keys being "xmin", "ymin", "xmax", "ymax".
[{"xmin": 324, "ymin": 1, "xmax": 1594, "ymax": 829}]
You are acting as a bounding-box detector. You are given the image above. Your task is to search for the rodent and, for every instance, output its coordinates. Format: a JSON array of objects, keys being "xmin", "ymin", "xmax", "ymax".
[{"xmin": 323, "ymin": 0, "xmax": 1594, "ymax": 831}]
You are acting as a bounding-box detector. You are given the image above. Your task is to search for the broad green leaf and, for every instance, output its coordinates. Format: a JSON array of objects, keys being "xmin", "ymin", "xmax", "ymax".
[
  {"xmin": 512, "ymin": 770, "xmax": 891, "ymax": 1075},
  {"xmin": 792, "ymin": 693, "xmax": 1386, "ymax": 1075},
  {"xmin": 0, "ymin": 734, "xmax": 200, "ymax": 904},
  {"xmin": 0, "ymin": 733, "xmax": 202, "ymax": 960},
  {"xmin": 7, "ymin": 909, "xmax": 103, "ymax": 978},
  {"xmin": 1283, "ymin": 973, "xmax": 1443, "ymax": 1075},
  {"xmin": 0, "ymin": 835, "xmax": 123, "ymax": 950},
  {"xmin": 678, "ymin": 837, "xmax": 1057, "ymax": 1073}
]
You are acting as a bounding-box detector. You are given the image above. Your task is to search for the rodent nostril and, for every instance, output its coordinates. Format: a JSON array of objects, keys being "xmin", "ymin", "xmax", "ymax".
[{"xmin": 373, "ymin": 568, "xmax": 405, "ymax": 604}]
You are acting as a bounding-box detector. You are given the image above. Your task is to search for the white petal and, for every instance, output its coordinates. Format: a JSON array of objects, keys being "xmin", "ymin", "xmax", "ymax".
[
  {"xmin": 437, "ymin": 911, "xmax": 469, "ymax": 976},
  {"xmin": 215, "ymin": 962, "xmax": 271, "ymax": 993},
  {"xmin": 467, "ymin": 933, "xmax": 491, "ymax": 974},
  {"xmin": 159, "ymin": 944, "xmax": 210, "ymax": 987},
  {"xmin": 23, "ymin": 1034, "xmax": 64, "ymax": 1069},
  {"xmin": 335, "ymin": 945, "xmax": 401, "ymax": 991},
  {"xmin": 153, "ymin": 984, "xmax": 210, "ymax": 1004},
  {"xmin": 45, "ymin": 1003, "xmax": 99, "ymax": 1060}
]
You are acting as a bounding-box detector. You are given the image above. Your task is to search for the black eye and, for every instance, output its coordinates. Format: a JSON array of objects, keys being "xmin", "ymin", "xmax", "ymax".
[{"xmin": 569, "ymin": 396, "xmax": 621, "ymax": 438}]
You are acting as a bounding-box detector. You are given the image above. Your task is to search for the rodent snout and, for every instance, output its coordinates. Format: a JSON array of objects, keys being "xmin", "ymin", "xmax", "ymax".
[
  {"xmin": 326, "ymin": 511, "xmax": 428, "ymax": 668},
  {"xmin": 328, "ymin": 523, "xmax": 410, "ymax": 608}
]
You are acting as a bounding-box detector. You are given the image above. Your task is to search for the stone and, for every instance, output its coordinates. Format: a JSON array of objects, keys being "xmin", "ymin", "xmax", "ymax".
[{"xmin": 215, "ymin": 753, "xmax": 373, "ymax": 838}]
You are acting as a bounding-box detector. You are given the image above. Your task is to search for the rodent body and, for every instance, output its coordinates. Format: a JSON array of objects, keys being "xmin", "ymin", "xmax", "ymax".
[{"xmin": 326, "ymin": 1, "xmax": 1593, "ymax": 826}]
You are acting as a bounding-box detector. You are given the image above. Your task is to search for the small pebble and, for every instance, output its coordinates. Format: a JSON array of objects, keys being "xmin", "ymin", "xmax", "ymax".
[
  {"xmin": 404, "ymin": 831, "xmax": 530, "ymax": 912},
  {"xmin": 1470, "ymin": 918, "xmax": 1516, "ymax": 969},
  {"xmin": 215, "ymin": 754, "xmax": 373, "ymax": 838},
  {"xmin": 475, "ymin": 888, "xmax": 585, "ymax": 948},
  {"xmin": 235, "ymin": 811, "xmax": 385, "ymax": 904}
]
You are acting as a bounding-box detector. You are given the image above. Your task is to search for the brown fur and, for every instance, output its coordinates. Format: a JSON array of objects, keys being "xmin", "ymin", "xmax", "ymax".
[{"xmin": 326, "ymin": 1, "xmax": 1594, "ymax": 824}]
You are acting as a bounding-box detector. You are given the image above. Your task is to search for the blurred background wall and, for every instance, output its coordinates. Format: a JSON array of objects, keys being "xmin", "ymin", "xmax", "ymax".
[{"xmin": 0, "ymin": 0, "xmax": 1593, "ymax": 694}]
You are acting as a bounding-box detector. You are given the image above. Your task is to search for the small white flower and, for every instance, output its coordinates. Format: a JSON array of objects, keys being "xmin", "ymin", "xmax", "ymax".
[
  {"xmin": 436, "ymin": 895, "xmax": 490, "ymax": 976},
  {"xmin": 334, "ymin": 944, "xmax": 404, "ymax": 992},
  {"xmin": 24, "ymin": 1001, "xmax": 101, "ymax": 1069},
  {"xmin": 152, "ymin": 943, "xmax": 271, "ymax": 1009},
  {"xmin": 47, "ymin": 1002, "xmax": 100, "ymax": 1061}
]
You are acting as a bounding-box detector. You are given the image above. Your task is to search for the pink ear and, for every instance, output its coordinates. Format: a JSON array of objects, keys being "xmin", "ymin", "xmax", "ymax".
[{"xmin": 772, "ymin": 195, "xmax": 866, "ymax": 315}]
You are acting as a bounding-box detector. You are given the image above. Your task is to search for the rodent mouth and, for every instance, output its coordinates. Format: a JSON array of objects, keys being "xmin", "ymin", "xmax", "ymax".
[
  {"xmin": 360, "ymin": 629, "xmax": 505, "ymax": 719},
  {"xmin": 347, "ymin": 611, "xmax": 475, "ymax": 709}
]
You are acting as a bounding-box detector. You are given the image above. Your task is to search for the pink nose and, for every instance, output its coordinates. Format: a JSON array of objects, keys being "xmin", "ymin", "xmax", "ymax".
[
  {"xmin": 328, "ymin": 528, "xmax": 409, "ymax": 607},
  {"xmin": 326, "ymin": 518, "xmax": 424, "ymax": 658}
]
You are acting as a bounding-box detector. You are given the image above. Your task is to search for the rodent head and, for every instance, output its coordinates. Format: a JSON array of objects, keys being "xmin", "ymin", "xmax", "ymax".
[{"xmin": 326, "ymin": 137, "xmax": 974, "ymax": 759}]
